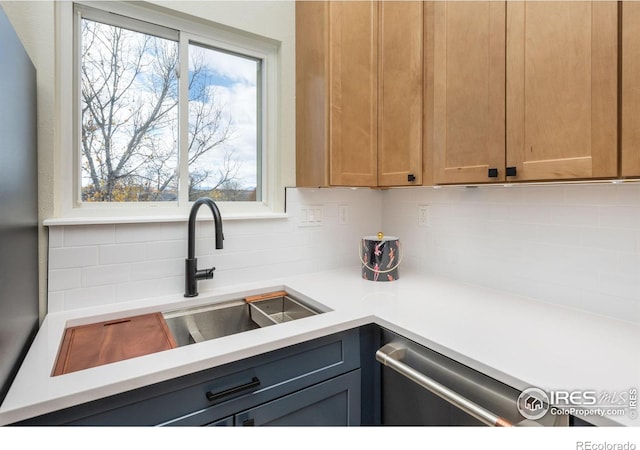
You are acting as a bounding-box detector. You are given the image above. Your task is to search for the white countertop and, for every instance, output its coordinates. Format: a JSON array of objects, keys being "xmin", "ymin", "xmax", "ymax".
[{"xmin": 1, "ymin": 266, "xmax": 638, "ymax": 427}]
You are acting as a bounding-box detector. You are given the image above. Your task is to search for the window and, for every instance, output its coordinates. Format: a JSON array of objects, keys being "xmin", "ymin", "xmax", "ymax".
[
  {"xmin": 80, "ymin": 16, "xmax": 180, "ymax": 202},
  {"xmin": 187, "ymin": 44, "xmax": 261, "ymax": 202},
  {"xmin": 57, "ymin": 1, "xmax": 286, "ymax": 219}
]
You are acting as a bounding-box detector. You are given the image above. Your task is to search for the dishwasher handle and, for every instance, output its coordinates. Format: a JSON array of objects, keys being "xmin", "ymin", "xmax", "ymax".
[{"xmin": 376, "ymin": 343, "xmax": 513, "ymax": 427}]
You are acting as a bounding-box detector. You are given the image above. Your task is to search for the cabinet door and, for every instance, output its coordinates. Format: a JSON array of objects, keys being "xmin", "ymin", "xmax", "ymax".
[
  {"xmin": 329, "ymin": 1, "xmax": 378, "ymax": 186},
  {"xmin": 431, "ymin": 1, "xmax": 506, "ymax": 184},
  {"xmin": 506, "ymin": 1, "xmax": 617, "ymax": 181},
  {"xmin": 622, "ymin": 1, "xmax": 640, "ymax": 177},
  {"xmin": 295, "ymin": 1, "xmax": 329, "ymax": 187},
  {"xmin": 235, "ymin": 370, "xmax": 361, "ymax": 426},
  {"xmin": 378, "ymin": 1, "xmax": 423, "ymax": 186}
]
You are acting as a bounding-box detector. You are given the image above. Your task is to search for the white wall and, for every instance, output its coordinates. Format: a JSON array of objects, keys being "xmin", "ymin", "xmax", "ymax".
[
  {"xmin": 382, "ymin": 184, "xmax": 640, "ymax": 325},
  {"xmin": 47, "ymin": 188, "xmax": 381, "ymax": 311}
]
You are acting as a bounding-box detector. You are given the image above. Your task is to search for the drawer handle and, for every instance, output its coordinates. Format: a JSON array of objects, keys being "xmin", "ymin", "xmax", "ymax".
[{"xmin": 205, "ymin": 376, "xmax": 261, "ymax": 402}]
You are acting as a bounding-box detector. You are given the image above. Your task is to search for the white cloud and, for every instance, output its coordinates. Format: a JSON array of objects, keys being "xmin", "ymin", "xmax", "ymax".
[
  {"xmin": 190, "ymin": 44, "xmax": 258, "ymax": 85},
  {"xmin": 190, "ymin": 81, "xmax": 259, "ymax": 190}
]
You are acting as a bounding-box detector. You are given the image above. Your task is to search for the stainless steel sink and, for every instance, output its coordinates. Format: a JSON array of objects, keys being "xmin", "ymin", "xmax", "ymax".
[
  {"xmin": 248, "ymin": 294, "xmax": 319, "ymax": 327},
  {"xmin": 162, "ymin": 291, "xmax": 326, "ymax": 347}
]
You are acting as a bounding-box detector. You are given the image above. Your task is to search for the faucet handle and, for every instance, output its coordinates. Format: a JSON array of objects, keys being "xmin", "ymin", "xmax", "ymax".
[{"xmin": 196, "ymin": 267, "xmax": 216, "ymax": 280}]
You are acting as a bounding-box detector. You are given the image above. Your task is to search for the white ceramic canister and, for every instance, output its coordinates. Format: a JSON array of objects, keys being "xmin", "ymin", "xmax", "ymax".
[{"xmin": 359, "ymin": 232, "xmax": 401, "ymax": 282}]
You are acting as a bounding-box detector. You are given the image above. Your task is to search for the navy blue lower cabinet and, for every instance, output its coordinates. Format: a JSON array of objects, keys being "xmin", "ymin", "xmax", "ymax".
[
  {"xmin": 206, "ymin": 416, "xmax": 234, "ymax": 427},
  {"xmin": 235, "ymin": 370, "xmax": 361, "ymax": 426},
  {"xmin": 15, "ymin": 329, "xmax": 361, "ymax": 426}
]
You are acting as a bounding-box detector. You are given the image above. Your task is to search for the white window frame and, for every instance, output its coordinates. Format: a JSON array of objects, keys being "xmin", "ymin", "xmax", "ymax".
[{"xmin": 55, "ymin": 1, "xmax": 285, "ymax": 222}]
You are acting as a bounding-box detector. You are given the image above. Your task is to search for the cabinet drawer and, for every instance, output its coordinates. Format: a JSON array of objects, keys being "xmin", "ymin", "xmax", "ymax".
[
  {"xmin": 19, "ymin": 329, "xmax": 360, "ymax": 425},
  {"xmin": 235, "ymin": 369, "xmax": 361, "ymax": 426}
]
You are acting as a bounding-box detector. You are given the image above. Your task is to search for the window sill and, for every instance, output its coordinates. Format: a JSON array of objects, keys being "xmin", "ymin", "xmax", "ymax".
[{"xmin": 43, "ymin": 212, "xmax": 288, "ymax": 227}]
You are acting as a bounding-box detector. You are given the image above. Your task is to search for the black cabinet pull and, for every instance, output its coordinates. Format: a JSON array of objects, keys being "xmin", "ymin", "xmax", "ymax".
[
  {"xmin": 506, "ymin": 166, "xmax": 517, "ymax": 177},
  {"xmin": 242, "ymin": 418, "xmax": 255, "ymax": 426},
  {"xmin": 408, "ymin": 174, "xmax": 416, "ymax": 182},
  {"xmin": 488, "ymin": 168, "xmax": 498, "ymax": 178},
  {"xmin": 205, "ymin": 376, "xmax": 261, "ymax": 402}
]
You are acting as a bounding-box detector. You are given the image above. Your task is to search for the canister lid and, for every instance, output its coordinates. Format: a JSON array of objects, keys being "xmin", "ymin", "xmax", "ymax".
[{"xmin": 363, "ymin": 235, "xmax": 399, "ymax": 242}]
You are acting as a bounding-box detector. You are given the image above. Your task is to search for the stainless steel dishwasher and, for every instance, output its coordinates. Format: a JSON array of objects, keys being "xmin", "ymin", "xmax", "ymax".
[{"xmin": 376, "ymin": 329, "xmax": 567, "ymax": 427}]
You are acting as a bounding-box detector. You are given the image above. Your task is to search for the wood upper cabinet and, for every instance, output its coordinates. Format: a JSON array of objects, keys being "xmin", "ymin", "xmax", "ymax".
[
  {"xmin": 377, "ymin": 1, "xmax": 423, "ymax": 186},
  {"xmin": 622, "ymin": 1, "xmax": 640, "ymax": 177},
  {"xmin": 329, "ymin": 1, "xmax": 378, "ymax": 186},
  {"xmin": 296, "ymin": 1, "xmax": 330, "ymax": 188},
  {"xmin": 430, "ymin": 1, "xmax": 618, "ymax": 184},
  {"xmin": 296, "ymin": 1, "xmax": 423, "ymax": 187},
  {"xmin": 430, "ymin": 1, "xmax": 506, "ymax": 184},
  {"xmin": 506, "ymin": 1, "xmax": 618, "ymax": 181}
]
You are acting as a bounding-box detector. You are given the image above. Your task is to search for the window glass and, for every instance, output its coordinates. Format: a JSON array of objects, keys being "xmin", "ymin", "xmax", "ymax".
[
  {"xmin": 79, "ymin": 13, "xmax": 262, "ymax": 204},
  {"xmin": 80, "ymin": 18, "xmax": 179, "ymax": 202},
  {"xmin": 187, "ymin": 43, "xmax": 260, "ymax": 202}
]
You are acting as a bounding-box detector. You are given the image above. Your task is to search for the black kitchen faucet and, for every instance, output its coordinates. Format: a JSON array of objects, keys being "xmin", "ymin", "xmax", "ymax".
[{"xmin": 184, "ymin": 197, "xmax": 224, "ymax": 297}]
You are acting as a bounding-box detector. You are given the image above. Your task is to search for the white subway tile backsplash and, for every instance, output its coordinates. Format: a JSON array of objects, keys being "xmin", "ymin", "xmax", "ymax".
[
  {"xmin": 598, "ymin": 206, "xmax": 640, "ymax": 229},
  {"xmin": 194, "ymin": 237, "xmax": 216, "ymax": 257},
  {"xmin": 616, "ymin": 184, "xmax": 640, "ymax": 205},
  {"xmin": 382, "ymin": 183, "xmax": 640, "ymax": 324},
  {"xmin": 46, "ymin": 185, "xmax": 640, "ymax": 324},
  {"xmin": 130, "ymin": 258, "xmax": 184, "ymax": 281},
  {"xmin": 48, "ymin": 269, "xmax": 81, "ymax": 292},
  {"xmin": 115, "ymin": 223, "xmax": 186, "ymax": 243},
  {"xmin": 145, "ymin": 240, "xmax": 185, "ymax": 261},
  {"xmin": 48, "ymin": 227, "xmax": 63, "ymax": 248},
  {"xmin": 507, "ymin": 204, "xmax": 553, "ymax": 224},
  {"xmin": 47, "ymin": 291, "xmax": 65, "ymax": 313},
  {"xmin": 64, "ymin": 285, "xmax": 116, "ymax": 311},
  {"xmin": 222, "ymin": 218, "xmax": 294, "ymax": 237},
  {"xmin": 580, "ymin": 227, "xmax": 636, "ymax": 252},
  {"xmin": 531, "ymin": 224, "xmax": 583, "ymax": 247},
  {"xmin": 597, "ymin": 272, "xmax": 640, "ymax": 302},
  {"xmin": 480, "ymin": 187, "xmax": 525, "ymax": 204},
  {"xmin": 560, "ymin": 247, "xmax": 619, "ymax": 274},
  {"xmin": 82, "ymin": 264, "xmax": 130, "ymax": 288},
  {"xmin": 545, "ymin": 205, "xmax": 599, "ymax": 227},
  {"xmin": 99, "ymin": 243, "xmax": 148, "ymax": 265},
  {"xmin": 114, "ymin": 276, "xmax": 183, "ymax": 303},
  {"xmin": 194, "ymin": 221, "xmax": 215, "ymax": 238},
  {"xmin": 47, "ymin": 188, "xmax": 380, "ymax": 311},
  {"xmin": 618, "ymin": 253, "xmax": 640, "ymax": 276},
  {"xmin": 49, "ymin": 247, "xmax": 98, "ymax": 269},
  {"xmin": 522, "ymin": 185, "xmax": 566, "ymax": 204},
  {"xmin": 565, "ymin": 185, "xmax": 618, "ymax": 206},
  {"xmin": 63, "ymin": 225, "xmax": 115, "ymax": 247}
]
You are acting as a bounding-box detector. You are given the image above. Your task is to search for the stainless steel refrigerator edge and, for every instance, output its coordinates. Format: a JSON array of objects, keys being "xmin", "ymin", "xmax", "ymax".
[{"xmin": 0, "ymin": 6, "xmax": 40, "ymax": 405}]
